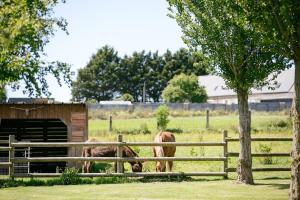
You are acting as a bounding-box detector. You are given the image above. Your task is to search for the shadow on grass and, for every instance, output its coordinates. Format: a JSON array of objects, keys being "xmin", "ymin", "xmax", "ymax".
[
  {"xmin": 138, "ymin": 176, "xmax": 225, "ymax": 183},
  {"xmin": 258, "ymin": 176, "xmax": 290, "ymax": 180},
  {"xmin": 255, "ymin": 182, "xmax": 290, "ymax": 190}
]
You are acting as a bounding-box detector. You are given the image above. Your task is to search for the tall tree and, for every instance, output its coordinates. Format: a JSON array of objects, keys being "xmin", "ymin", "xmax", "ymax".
[
  {"xmin": 144, "ymin": 51, "xmax": 165, "ymax": 102},
  {"xmin": 0, "ymin": 0, "xmax": 71, "ymax": 96},
  {"xmin": 241, "ymin": 1, "xmax": 299, "ymax": 198},
  {"xmin": 167, "ymin": 0, "xmax": 289, "ymax": 184},
  {"xmin": 72, "ymin": 45, "xmax": 120, "ymax": 102},
  {"xmin": 162, "ymin": 48, "xmax": 208, "ymax": 82},
  {"xmin": 118, "ymin": 51, "xmax": 149, "ymax": 102}
]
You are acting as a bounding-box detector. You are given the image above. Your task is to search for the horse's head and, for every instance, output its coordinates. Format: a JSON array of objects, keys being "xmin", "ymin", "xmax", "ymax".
[
  {"xmin": 131, "ymin": 161, "xmax": 143, "ymax": 172},
  {"xmin": 124, "ymin": 146, "xmax": 143, "ymax": 172}
]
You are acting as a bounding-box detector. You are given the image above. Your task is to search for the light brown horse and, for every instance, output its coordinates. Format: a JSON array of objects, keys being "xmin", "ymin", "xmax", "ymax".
[
  {"xmin": 82, "ymin": 138, "xmax": 143, "ymax": 173},
  {"xmin": 153, "ymin": 131, "xmax": 176, "ymax": 172}
]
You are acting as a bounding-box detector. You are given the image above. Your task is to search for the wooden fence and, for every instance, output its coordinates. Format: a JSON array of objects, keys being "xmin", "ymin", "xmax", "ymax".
[{"xmin": 0, "ymin": 131, "xmax": 292, "ymax": 178}]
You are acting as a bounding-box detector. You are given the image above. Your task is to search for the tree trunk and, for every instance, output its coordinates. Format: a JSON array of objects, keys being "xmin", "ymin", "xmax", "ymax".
[
  {"xmin": 236, "ymin": 89, "xmax": 254, "ymax": 184},
  {"xmin": 289, "ymin": 51, "xmax": 300, "ymax": 200}
]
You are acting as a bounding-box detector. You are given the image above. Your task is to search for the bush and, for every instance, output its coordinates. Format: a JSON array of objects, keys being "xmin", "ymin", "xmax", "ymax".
[
  {"xmin": 162, "ymin": 73, "xmax": 207, "ymax": 103},
  {"xmin": 120, "ymin": 93, "xmax": 134, "ymax": 102},
  {"xmin": 156, "ymin": 105, "xmax": 169, "ymax": 130},
  {"xmin": 140, "ymin": 123, "xmax": 151, "ymax": 134},
  {"xmin": 86, "ymin": 99, "xmax": 98, "ymax": 104},
  {"xmin": 258, "ymin": 144, "xmax": 273, "ymax": 165},
  {"xmin": 60, "ymin": 167, "xmax": 81, "ymax": 185},
  {"xmin": 46, "ymin": 178, "xmax": 63, "ymax": 186},
  {"xmin": 0, "ymin": 179, "xmax": 22, "ymax": 188},
  {"xmin": 267, "ymin": 119, "xmax": 290, "ymax": 128}
]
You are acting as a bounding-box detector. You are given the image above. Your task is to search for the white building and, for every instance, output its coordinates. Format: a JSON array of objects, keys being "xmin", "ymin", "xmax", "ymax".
[{"xmin": 198, "ymin": 68, "xmax": 294, "ymax": 104}]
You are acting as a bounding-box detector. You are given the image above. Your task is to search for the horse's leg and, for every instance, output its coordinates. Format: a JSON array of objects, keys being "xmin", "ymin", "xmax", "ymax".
[
  {"xmin": 162, "ymin": 162, "xmax": 166, "ymax": 172},
  {"xmin": 114, "ymin": 162, "xmax": 117, "ymax": 172},
  {"xmin": 83, "ymin": 161, "xmax": 87, "ymax": 173},
  {"xmin": 168, "ymin": 161, "xmax": 173, "ymax": 172},
  {"xmin": 87, "ymin": 161, "xmax": 91, "ymax": 173}
]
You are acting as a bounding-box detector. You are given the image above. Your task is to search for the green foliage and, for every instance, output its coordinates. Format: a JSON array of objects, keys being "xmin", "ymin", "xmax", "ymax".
[
  {"xmin": 114, "ymin": 126, "xmax": 151, "ymax": 135},
  {"xmin": 86, "ymin": 99, "xmax": 98, "ymax": 104},
  {"xmin": 190, "ymin": 147, "xmax": 198, "ymax": 157},
  {"xmin": 0, "ymin": 0, "xmax": 71, "ymax": 96},
  {"xmin": 0, "ymin": 84, "xmax": 6, "ymax": 102},
  {"xmin": 162, "ymin": 73, "xmax": 207, "ymax": 103},
  {"xmin": 167, "ymin": 1, "xmax": 290, "ymax": 93},
  {"xmin": 139, "ymin": 123, "xmax": 151, "ymax": 134},
  {"xmin": 257, "ymin": 144, "xmax": 273, "ymax": 165},
  {"xmin": 121, "ymin": 93, "xmax": 134, "ymax": 102},
  {"xmin": 91, "ymin": 163, "xmax": 113, "ymax": 173},
  {"xmin": 59, "ymin": 167, "xmax": 80, "ymax": 185},
  {"xmin": 156, "ymin": 105, "xmax": 170, "ymax": 130},
  {"xmin": 267, "ymin": 119, "xmax": 290, "ymax": 129},
  {"xmin": 72, "ymin": 48, "xmax": 208, "ymax": 102},
  {"xmin": 72, "ymin": 45, "xmax": 120, "ymax": 102}
]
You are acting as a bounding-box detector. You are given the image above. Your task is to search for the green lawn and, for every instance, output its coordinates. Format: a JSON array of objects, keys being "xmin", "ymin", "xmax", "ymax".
[
  {"xmin": 0, "ymin": 179, "xmax": 290, "ymax": 200},
  {"xmin": 0, "ymin": 112, "xmax": 292, "ymax": 199},
  {"xmin": 89, "ymin": 112, "xmax": 291, "ymax": 135},
  {"xmin": 87, "ymin": 113, "xmax": 292, "ymax": 180}
]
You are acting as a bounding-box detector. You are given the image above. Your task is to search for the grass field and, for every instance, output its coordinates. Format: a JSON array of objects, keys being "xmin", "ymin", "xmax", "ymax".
[
  {"xmin": 0, "ymin": 179, "xmax": 290, "ymax": 200},
  {"xmin": 0, "ymin": 111, "xmax": 292, "ymax": 199},
  {"xmin": 86, "ymin": 111, "xmax": 292, "ymax": 180}
]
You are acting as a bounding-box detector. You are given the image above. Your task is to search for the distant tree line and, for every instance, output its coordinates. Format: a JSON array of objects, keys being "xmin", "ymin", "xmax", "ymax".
[{"xmin": 71, "ymin": 46, "xmax": 208, "ymax": 102}]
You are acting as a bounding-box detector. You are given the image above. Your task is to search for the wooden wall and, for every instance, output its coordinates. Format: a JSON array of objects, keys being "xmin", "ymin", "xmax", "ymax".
[{"xmin": 0, "ymin": 103, "xmax": 88, "ymax": 159}]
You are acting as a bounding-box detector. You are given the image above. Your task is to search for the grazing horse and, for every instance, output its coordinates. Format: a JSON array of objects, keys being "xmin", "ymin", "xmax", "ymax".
[
  {"xmin": 153, "ymin": 131, "xmax": 176, "ymax": 172},
  {"xmin": 82, "ymin": 138, "xmax": 143, "ymax": 173}
]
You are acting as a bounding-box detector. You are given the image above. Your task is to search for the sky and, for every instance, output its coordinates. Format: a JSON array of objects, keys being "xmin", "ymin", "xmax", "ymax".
[{"xmin": 7, "ymin": 0, "xmax": 186, "ymax": 102}]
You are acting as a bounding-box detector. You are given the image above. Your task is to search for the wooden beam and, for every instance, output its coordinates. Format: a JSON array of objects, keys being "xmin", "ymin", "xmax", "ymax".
[
  {"xmin": 227, "ymin": 152, "xmax": 290, "ymax": 157},
  {"xmin": 11, "ymin": 141, "xmax": 226, "ymax": 148},
  {"xmin": 226, "ymin": 137, "xmax": 292, "ymax": 142},
  {"xmin": 12, "ymin": 156, "xmax": 227, "ymax": 163},
  {"xmin": 14, "ymin": 172, "xmax": 227, "ymax": 178}
]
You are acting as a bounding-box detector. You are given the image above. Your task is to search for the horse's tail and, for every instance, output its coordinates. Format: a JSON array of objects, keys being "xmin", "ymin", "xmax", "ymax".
[{"xmin": 154, "ymin": 133, "xmax": 164, "ymax": 157}]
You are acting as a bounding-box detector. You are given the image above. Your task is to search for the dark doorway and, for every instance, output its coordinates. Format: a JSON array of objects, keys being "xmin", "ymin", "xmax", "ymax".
[{"xmin": 0, "ymin": 119, "xmax": 68, "ymax": 173}]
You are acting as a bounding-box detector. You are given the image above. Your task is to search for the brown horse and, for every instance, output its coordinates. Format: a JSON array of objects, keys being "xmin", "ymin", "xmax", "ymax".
[
  {"xmin": 82, "ymin": 138, "xmax": 143, "ymax": 173},
  {"xmin": 153, "ymin": 131, "xmax": 176, "ymax": 172}
]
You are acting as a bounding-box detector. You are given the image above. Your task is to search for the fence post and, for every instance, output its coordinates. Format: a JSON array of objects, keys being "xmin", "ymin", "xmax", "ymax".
[
  {"xmin": 206, "ymin": 109, "xmax": 209, "ymax": 129},
  {"xmin": 27, "ymin": 147, "xmax": 31, "ymax": 174},
  {"xmin": 8, "ymin": 135, "xmax": 15, "ymax": 179},
  {"xmin": 109, "ymin": 116, "xmax": 113, "ymax": 132},
  {"xmin": 117, "ymin": 134, "xmax": 123, "ymax": 173},
  {"xmin": 223, "ymin": 130, "xmax": 228, "ymax": 179}
]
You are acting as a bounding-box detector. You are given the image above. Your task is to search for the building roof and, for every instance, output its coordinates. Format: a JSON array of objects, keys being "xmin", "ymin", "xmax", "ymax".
[
  {"xmin": 198, "ymin": 68, "xmax": 295, "ymax": 97},
  {"xmin": 7, "ymin": 98, "xmax": 55, "ymax": 104}
]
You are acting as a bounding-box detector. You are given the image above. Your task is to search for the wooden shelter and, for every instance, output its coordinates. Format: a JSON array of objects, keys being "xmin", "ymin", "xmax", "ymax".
[{"xmin": 0, "ymin": 103, "xmax": 88, "ymax": 173}]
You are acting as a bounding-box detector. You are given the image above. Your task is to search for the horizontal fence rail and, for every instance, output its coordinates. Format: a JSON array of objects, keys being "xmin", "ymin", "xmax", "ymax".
[
  {"xmin": 227, "ymin": 152, "xmax": 290, "ymax": 157},
  {"xmin": 12, "ymin": 157, "xmax": 227, "ymax": 163},
  {"xmin": 226, "ymin": 137, "xmax": 292, "ymax": 142},
  {"xmin": 225, "ymin": 135, "xmax": 291, "ymax": 174},
  {"xmin": 0, "ymin": 132, "xmax": 293, "ymax": 179},
  {"xmin": 11, "ymin": 141, "xmax": 226, "ymax": 148},
  {"xmin": 227, "ymin": 167, "xmax": 291, "ymax": 172},
  {"xmin": 14, "ymin": 172, "xmax": 227, "ymax": 178}
]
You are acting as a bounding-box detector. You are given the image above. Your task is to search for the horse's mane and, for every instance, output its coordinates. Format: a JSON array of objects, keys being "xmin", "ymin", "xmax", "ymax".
[{"xmin": 124, "ymin": 146, "xmax": 139, "ymax": 157}]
